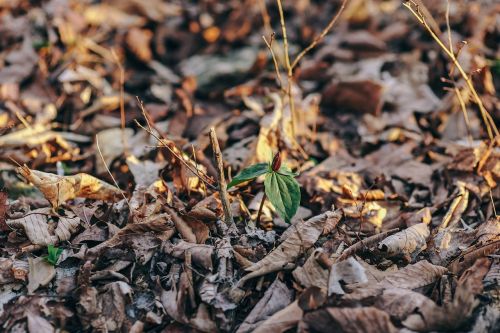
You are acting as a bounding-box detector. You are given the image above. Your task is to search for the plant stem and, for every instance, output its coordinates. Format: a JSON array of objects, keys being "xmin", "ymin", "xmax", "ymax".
[
  {"xmin": 276, "ymin": 0, "xmax": 296, "ymax": 138},
  {"xmin": 209, "ymin": 127, "xmax": 234, "ymax": 226},
  {"xmin": 256, "ymin": 192, "xmax": 267, "ymax": 225}
]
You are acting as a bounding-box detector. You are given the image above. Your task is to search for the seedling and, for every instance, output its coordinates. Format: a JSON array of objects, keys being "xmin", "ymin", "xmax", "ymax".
[
  {"xmin": 227, "ymin": 152, "xmax": 300, "ymax": 224},
  {"xmin": 45, "ymin": 244, "xmax": 63, "ymax": 266}
]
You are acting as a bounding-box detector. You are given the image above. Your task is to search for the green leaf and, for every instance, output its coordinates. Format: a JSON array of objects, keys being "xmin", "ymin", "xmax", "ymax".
[
  {"xmin": 227, "ymin": 163, "xmax": 270, "ymax": 189},
  {"xmin": 264, "ymin": 172, "xmax": 300, "ymax": 223},
  {"xmin": 45, "ymin": 244, "xmax": 63, "ymax": 266},
  {"xmin": 277, "ymin": 165, "xmax": 299, "ymax": 177}
]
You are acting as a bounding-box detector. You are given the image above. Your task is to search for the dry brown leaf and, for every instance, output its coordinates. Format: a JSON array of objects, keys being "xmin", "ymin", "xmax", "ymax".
[
  {"xmin": 304, "ymin": 306, "xmax": 398, "ymax": 333},
  {"xmin": 0, "ymin": 258, "xmax": 15, "ymax": 284},
  {"xmin": 374, "ymin": 287, "xmax": 438, "ymax": 322},
  {"xmin": 28, "ymin": 257, "xmax": 55, "ymax": 293},
  {"xmin": 87, "ymin": 215, "xmax": 174, "ymax": 257},
  {"xmin": 322, "ymin": 209, "xmax": 343, "ymax": 235},
  {"xmin": 187, "ymin": 193, "xmax": 222, "ymax": 222},
  {"xmin": 322, "ymin": 80, "xmax": 385, "ymax": 115},
  {"xmin": 163, "ymin": 241, "xmax": 214, "ymax": 271},
  {"xmin": 439, "ymin": 182, "xmax": 469, "ymax": 230},
  {"xmin": 237, "ymin": 278, "xmax": 294, "ymax": 333},
  {"xmin": 476, "ymin": 217, "xmax": 500, "ymax": 244},
  {"xmin": 376, "ymin": 260, "xmax": 447, "ymax": 290},
  {"xmin": 165, "ymin": 206, "xmax": 196, "ymax": 243},
  {"xmin": 190, "ymin": 303, "xmax": 217, "ymax": 333},
  {"xmin": 328, "ymin": 257, "xmax": 368, "ymax": 295},
  {"xmin": 340, "ymin": 201, "xmax": 387, "ymax": 229},
  {"xmin": 448, "ymin": 240, "xmax": 500, "ymax": 275},
  {"xmin": 27, "ymin": 312, "xmax": 55, "ymax": 333},
  {"xmin": 126, "ymin": 155, "xmax": 165, "ymax": 189},
  {"xmin": 429, "ymin": 228, "xmax": 476, "ymax": 266},
  {"xmin": 378, "ymin": 223, "xmax": 429, "ymax": 260},
  {"xmin": 0, "ymin": 190, "xmax": 7, "ymax": 231},
  {"xmin": 292, "ymin": 249, "xmax": 329, "ymax": 289},
  {"xmin": 7, "ymin": 209, "xmax": 80, "ymax": 246},
  {"xmin": 125, "ymin": 28, "xmax": 153, "ymax": 63},
  {"xmin": 337, "ymin": 228, "xmax": 399, "ymax": 261},
  {"xmin": 243, "ymin": 210, "xmax": 339, "ymax": 281},
  {"xmin": 16, "ymin": 166, "xmax": 123, "ymax": 207},
  {"xmin": 84, "ymin": 4, "xmax": 146, "ymax": 28},
  {"xmin": 252, "ymin": 300, "xmax": 303, "ymax": 333},
  {"xmin": 403, "ymin": 258, "xmax": 491, "ymax": 331}
]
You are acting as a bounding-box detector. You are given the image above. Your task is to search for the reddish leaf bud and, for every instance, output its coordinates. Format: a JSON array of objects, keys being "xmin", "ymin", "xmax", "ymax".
[{"xmin": 271, "ymin": 151, "xmax": 282, "ymax": 171}]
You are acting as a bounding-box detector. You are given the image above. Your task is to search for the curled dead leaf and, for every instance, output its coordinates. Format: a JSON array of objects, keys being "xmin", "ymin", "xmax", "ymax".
[
  {"xmin": 403, "ymin": 258, "xmax": 491, "ymax": 331},
  {"xmin": 241, "ymin": 210, "xmax": 339, "ymax": 283},
  {"xmin": 304, "ymin": 306, "xmax": 398, "ymax": 333},
  {"xmin": 7, "ymin": 208, "xmax": 80, "ymax": 246},
  {"xmin": 16, "ymin": 165, "xmax": 123, "ymax": 207},
  {"xmin": 378, "ymin": 223, "xmax": 429, "ymax": 260}
]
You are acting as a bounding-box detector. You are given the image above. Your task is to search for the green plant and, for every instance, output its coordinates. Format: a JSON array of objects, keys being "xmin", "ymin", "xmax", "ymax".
[
  {"xmin": 228, "ymin": 152, "xmax": 300, "ymax": 223},
  {"xmin": 45, "ymin": 244, "xmax": 63, "ymax": 266}
]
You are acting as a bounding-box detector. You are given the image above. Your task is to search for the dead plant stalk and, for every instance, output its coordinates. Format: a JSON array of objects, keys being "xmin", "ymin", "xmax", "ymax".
[
  {"xmin": 274, "ymin": 0, "xmax": 347, "ymax": 137},
  {"xmin": 404, "ymin": 0, "xmax": 499, "ymax": 140},
  {"xmin": 209, "ymin": 127, "xmax": 234, "ymax": 226}
]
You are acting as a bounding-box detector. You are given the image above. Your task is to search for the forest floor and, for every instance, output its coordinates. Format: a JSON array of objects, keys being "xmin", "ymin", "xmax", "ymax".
[{"xmin": 0, "ymin": 0, "xmax": 499, "ymax": 332}]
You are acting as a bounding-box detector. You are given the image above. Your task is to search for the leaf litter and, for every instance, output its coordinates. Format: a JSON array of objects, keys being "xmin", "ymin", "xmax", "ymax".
[{"xmin": 0, "ymin": 0, "xmax": 499, "ymax": 332}]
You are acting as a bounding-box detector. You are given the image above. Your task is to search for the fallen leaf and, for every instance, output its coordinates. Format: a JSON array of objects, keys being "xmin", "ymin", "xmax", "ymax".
[
  {"xmin": 328, "ymin": 257, "xmax": 368, "ymax": 295},
  {"xmin": 439, "ymin": 182, "xmax": 469, "ymax": 229},
  {"xmin": 125, "ymin": 28, "xmax": 153, "ymax": 63},
  {"xmin": 7, "ymin": 209, "xmax": 80, "ymax": 246},
  {"xmin": 237, "ymin": 278, "xmax": 294, "ymax": 333},
  {"xmin": 252, "ymin": 300, "xmax": 303, "ymax": 333},
  {"xmin": 241, "ymin": 210, "xmax": 339, "ymax": 283},
  {"xmin": 304, "ymin": 306, "xmax": 398, "ymax": 333},
  {"xmin": 16, "ymin": 165, "xmax": 123, "ymax": 207},
  {"xmin": 28, "ymin": 257, "xmax": 55, "ymax": 293},
  {"xmin": 27, "ymin": 311, "xmax": 54, "ymax": 333},
  {"xmin": 378, "ymin": 223, "xmax": 429, "ymax": 260},
  {"xmin": 403, "ymin": 258, "xmax": 491, "ymax": 331}
]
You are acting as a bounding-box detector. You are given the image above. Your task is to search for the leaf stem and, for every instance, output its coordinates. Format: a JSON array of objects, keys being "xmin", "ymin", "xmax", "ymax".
[{"xmin": 256, "ymin": 192, "xmax": 267, "ymax": 226}]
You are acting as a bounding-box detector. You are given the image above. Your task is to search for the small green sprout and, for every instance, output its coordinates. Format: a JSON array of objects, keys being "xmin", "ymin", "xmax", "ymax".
[
  {"xmin": 45, "ymin": 244, "xmax": 63, "ymax": 266},
  {"xmin": 227, "ymin": 152, "xmax": 300, "ymax": 223}
]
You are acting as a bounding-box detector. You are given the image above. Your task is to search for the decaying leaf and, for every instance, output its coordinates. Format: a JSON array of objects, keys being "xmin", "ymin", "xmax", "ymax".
[
  {"xmin": 304, "ymin": 306, "xmax": 398, "ymax": 333},
  {"xmin": 27, "ymin": 312, "xmax": 55, "ymax": 333},
  {"xmin": 403, "ymin": 258, "xmax": 491, "ymax": 331},
  {"xmin": 16, "ymin": 166, "xmax": 123, "ymax": 207},
  {"xmin": 378, "ymin": 223, "xmax": 429, "ymax": 260},
  {"xmin": 7, "ymin": 209, "xmax": 80, "ymax": 246},
  {"xmin": 28, "ymin": 257, "xmax": 56, "ymax": 293},
  {"xmin": 376, "ymin": 260, "xmax": 447, "ymax": 290},
  {"xmin": 328, "ymin": 257, "xmax": 368, "ymax": 295},
  {"xmin": 240, "ymin": 210, "xmax": 339, "ymax": 283},
  {"xmin": 337, "ymin": 228, "xmax": 399, "ymax": 261},
  {"xmin": 237, "ymin": 278, "xmax": 294, "ymax": 333},
  {"xmin": 252, "ymin": 300, "xmax": 303, "ymax": 333},
  {"xmin": 292, "ymin": 249, "xmax": 329, "ymax": 289}
]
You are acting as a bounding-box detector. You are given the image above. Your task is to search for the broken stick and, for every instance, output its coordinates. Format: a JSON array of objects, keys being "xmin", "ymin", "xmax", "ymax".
[{"xmin": 209, "ymin": 127, "xmax": 234, "ymax": 226}]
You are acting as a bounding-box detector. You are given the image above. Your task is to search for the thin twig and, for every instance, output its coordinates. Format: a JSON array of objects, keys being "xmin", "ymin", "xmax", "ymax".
[
  {"xmin": 135, "ymin": 120, "xmax": 217, "ymax": 191},
  {"xmin": 258, "ymin": 0, "xmax": 272, "ymax": 37},
  {"xmin": 111, "ymin": 49, "xmax": 128, "ymax": 156},
  {"xmin": 256, "ymin": 192, "xmax": 267, "ymax": 226},
  {"xmin": 209, "ymin": 127, "xmax": 234, "ymax": 226},
  {"xmin": 95, "ymin": 135, "xmax": 129, "ymax": 207},
  {"xmin": 454, "ymin": 86, "xmax": 473, "ymax": 145},
  {"xmin": 291, "ymin": 0, "xmax": 348, "ymax": 70},
  {"xmin": 262, "ymin": 33, "xmax": 284, "ymax": 90},
  {"xmin": 404, "ymin": 0, "xmax": 498, "ymax": 140},
  {"xmin": 276, "ymin": 0, "xmax": 296, "ymax": 137}
]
